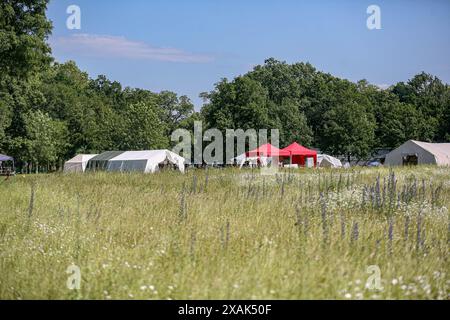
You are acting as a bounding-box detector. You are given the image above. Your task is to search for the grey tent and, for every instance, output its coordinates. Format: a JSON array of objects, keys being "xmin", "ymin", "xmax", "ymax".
[
  {"xmin": 384, "ymin": 140, "xmax": 450, "ymax": 166},
  {"xmin": 86, "ymin": 151, "xmax": 124, "ymax": 171},
  {"xmin": 0, "ymin": 153, "xmax": 15, "ymax": 175}
]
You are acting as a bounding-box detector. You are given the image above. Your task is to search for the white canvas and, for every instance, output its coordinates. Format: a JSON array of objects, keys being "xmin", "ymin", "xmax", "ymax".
[
  {"xmin": 107, "ymin": 150, "xmax": 186, "ymax": 173},
  {"xmin": 64, "ymin": 154, "xmax": 98, "ymax": 173},
  {"xmin": 318, "ymin": 154, "xmax": 342, "ymax": 168}
]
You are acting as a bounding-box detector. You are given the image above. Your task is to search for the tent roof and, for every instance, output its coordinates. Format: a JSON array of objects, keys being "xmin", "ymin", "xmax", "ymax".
[
  {"xmin": 0, "ymin": 154, "xmax": 13, "ymax": 161},
  {"xmin": 247, "ymin": 143, "xmax": 290, "ymax": 157},
  {"xmin": 318, "ymin": 154, "xmax": 342, "ymax": 167},
  {"xmin": 282, "ymin": 142, "xmax": 317, "ymax": 156},
  {"xmin": 66, "ymin": 154, "xmax": 98, "ymax": 163},
  {"xmin": 108, "ymin": 150, "xmax": 186, "ymax": 173},
  {"xmin": 410, "ymin": 140, "xmax": 450, "ymax": 165},
  {"xmin": 109, "ymin": 150, "xmax": 183, "ymax": 161},
  {"xmin": 90, "ymin": 151, "xmax": 125, "ymax": 162}
]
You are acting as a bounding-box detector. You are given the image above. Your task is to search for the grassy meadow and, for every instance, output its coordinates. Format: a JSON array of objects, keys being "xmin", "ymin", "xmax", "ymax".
[{"xmin": 0, "ymin": 166, "xmax": 449, "ymax": 300}]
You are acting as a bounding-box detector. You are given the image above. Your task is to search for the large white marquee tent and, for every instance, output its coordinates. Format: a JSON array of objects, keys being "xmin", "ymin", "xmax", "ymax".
[
  {"xmin": 64, "ymin": 154, "xmax": 98, "ymax": 173},
  {"xmin": 384, "ymin": 140, "xmax": 450, "ymax": 166},
  {"xmin": 107, "ymin": 150, "xmax": 186, "ymax": 173}
]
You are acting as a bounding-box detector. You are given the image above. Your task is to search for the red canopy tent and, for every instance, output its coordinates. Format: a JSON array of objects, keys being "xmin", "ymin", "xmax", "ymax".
[
  {"xmin": 246, "ymin": 143, "xmax": 290, "ymax": 157},
  {"xmin": 282, "ymin": 142, "xmax": 317, "ymax": 167}
]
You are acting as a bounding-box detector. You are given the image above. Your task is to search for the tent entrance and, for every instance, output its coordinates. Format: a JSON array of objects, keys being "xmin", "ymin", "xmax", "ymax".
[
  {"xmin": 0, "ymin": 156, "xmax": 15, "ymax": 176},
  {"xmin": 402, "ymin": 154, "xmax": 418, "ymax": 166}
]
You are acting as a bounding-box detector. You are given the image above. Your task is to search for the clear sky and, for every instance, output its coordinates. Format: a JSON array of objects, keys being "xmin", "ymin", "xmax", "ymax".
[{"xmin": 47, "ymin": 0, "xmax": 450, "ymax": 109}]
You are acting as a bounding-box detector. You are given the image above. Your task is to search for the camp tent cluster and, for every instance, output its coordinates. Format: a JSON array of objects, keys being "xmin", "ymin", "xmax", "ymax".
[
  {"xmin": 64, "ymin": 150, "xmax": 186, "ymax": 173},
  {"xmin": 283, "ymin": 142, "xmax": 318, "ymax": 167},
  {"xmin": 62, "ymin": 139, "xmax": 450, "ymax": 174},
  {"xmin": 237, "ymin": 142, "xmax": 319, "ymax": 168},
  {"xmin": 237, "ymin": 142, "xmax": 345, "ymax": 168}
]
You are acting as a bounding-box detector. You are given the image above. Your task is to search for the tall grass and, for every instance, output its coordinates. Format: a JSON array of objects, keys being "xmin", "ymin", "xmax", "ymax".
[{"xmin": 0, "ymin": 166, "xmax": 448, "ymax": 299}]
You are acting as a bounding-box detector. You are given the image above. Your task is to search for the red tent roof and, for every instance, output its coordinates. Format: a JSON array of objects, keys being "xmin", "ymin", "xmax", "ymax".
[
  {"xmin": 247, "ymin": 143, "xmax": 290, "ymax": 157},
  {"xmin": 282, "ymin": 142, "xmax": 317, "ymax": 156}
]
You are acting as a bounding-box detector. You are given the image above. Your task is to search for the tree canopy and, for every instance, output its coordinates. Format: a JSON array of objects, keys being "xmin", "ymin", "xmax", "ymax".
[
  {"xmin": 0, "ymin": 2, "xmax": 449, "ymax": 171},
  {"xmin": 202, "ymin": 59, "xmax": 449, "ymax": 160}
]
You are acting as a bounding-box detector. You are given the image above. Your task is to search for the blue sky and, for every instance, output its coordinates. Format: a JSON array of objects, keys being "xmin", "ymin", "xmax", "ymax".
[{"xmin": 47, "ymin": 0, "xmax": 450, "ymax": 109}]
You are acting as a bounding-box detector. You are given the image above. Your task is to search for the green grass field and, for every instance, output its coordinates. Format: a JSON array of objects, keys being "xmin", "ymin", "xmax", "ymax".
[{"xmin": 0, "ymin": 166, "xmax": 448, "ymax": 299}]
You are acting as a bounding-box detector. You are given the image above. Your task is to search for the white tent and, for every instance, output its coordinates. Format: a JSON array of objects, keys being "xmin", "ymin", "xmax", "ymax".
[
  {"xmin": 384, "ymin": 140, "xmax": 450, "ymax": 166},
  {"xmin": 318, "ymin": 154, "xmax": 342, "ymax": 168},
  {"xmin": 231, "ymin": 153, "xmax": 246, "ymax": 165},
  {"xmin": 107, "ymin": 150, "xmax": 186, "ymax": 173},
  {"xmin": 238, "ymin": 156, "xmax": 270, "ymax": 168},
  {"xmin": 64, "ymin": 154, "xmax": 98, "ymax": 173}
]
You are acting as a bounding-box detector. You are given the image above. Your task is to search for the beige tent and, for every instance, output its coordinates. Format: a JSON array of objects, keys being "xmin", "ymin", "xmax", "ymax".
[
  {"xmin": 384, "ymin": 140, "xmax": 450, "ymax": 166},
  {"xmin": 64, "ymin": 154, "xmax": 98, "ymax": 173}
]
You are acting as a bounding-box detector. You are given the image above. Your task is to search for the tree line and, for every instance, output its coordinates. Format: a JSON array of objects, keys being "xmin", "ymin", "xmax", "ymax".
[{"xmin": 1, "ymin": 1, "xmax": 449, "ymax": 171}]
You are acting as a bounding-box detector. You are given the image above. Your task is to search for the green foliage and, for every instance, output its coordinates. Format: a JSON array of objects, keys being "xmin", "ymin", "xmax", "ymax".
[
  {"xmin": 0, "ymin": 1, "xmax": 448, "ymax": 169},
  {"xmin": 0, "ymin": 0, "xmax": 52, "ymax": 80},
  {"xmin": 0, "ymin": 99, "xmax": 12, "ymax": 145},
  {"xmin": 158, "ymin": 91, "xmax": 195, "ymax": 135},
  {"xmin": 117, "ymin": 102, "xmax": 169, "ymax": 150},
  {"xmin": 19, "ymin": 110, "xmax": 68, "ymax": 166},
  {"xmin": 321, "ymin": 102, "xmax": 375, "ymax": 161},
  {"xmin": 392, "ymin": 72, "xmax": 449, "ymax": 142},
  {"xmin": 202, "ymin": 59, "xmax": 449, "ymax": 159}
]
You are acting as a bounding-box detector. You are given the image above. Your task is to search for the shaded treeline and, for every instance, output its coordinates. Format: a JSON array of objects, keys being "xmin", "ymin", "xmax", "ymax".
[{"xmin": 1, "ymin": 1, "xmax": 449, "ymax": 172}]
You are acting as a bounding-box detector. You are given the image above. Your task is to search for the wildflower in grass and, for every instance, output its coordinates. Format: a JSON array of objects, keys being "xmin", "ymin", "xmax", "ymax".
[
  {"xmin": 388, "ymin": 218, "xmax": 394, "ymax": 254},
  {"xmin": 351, "ymin": 222, "xmax": 359, "ymax": 243},
  {"xmin": 375, "ymin": 174, "xmax": 381, "ymax": 209},
  {"xmin": 404, "ymin": 216, "xmax": 410, "ymax": 241},
  {"xmin": 179, "ymin": 182, "xmax": 187, "ymax": 221},
  {"xmin": 28, "ymin": 182, "xmax": 36, "ymax": 218},
  {"xmin": 320, "ymin": 193, "xmax": 328, "ymax": 241},
  {"xmin": 340, "ymin": 214, "xmax": 346, "ymax": 239},
  {"xmin": 416, "ymin": 210, "xmax": 423, "ymax": 250},
  {"xmin": 303, "ymin": 213, "xmax": 309, "ymax": 237},
  {"xmin": 361, "ymin": 185, "xmax": 368, "ymax": 209}
]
